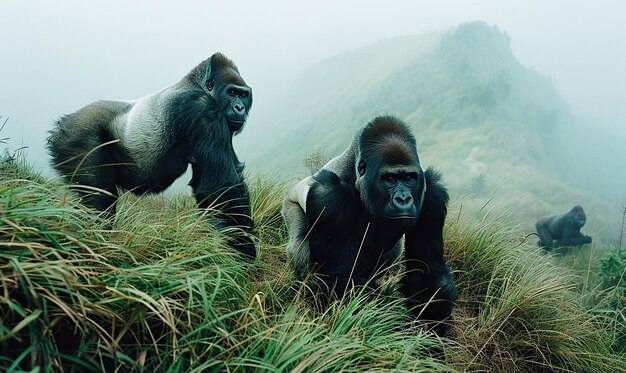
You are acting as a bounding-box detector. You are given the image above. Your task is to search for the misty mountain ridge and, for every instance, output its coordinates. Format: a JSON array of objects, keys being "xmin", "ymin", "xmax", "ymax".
[
  {"xmin": 246, "ymin": 22, "xmax": 568, "ymax": 169},
  {"xmin": 241, "ymin": 21, "xmax": 624, "ymax": 243}
]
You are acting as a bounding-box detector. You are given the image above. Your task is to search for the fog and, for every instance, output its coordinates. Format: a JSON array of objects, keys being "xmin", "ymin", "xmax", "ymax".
[{"xmin": 1, "ymin": 0, "xmax": 625, "ymax": 178}]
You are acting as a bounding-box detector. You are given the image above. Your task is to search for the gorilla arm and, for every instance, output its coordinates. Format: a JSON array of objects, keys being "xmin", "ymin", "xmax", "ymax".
[
  {"xmin": 184, "ymin": 105, "xmax": 255, "ymax": 258},
  {"xmin": 283, "ymin": 130, "xmax": 361, "ymax": 276},
  {"xmin": 555, "ymin": 235, "xmax": 593, "ymax": 246},
  {"xmin": 553, "ymin": 217, "xmax": 592, "ymax": 246},
  {"xmin": 401, "ymin": 169, "xmax": 457, "ymax": 337},
  {"xmin": 283, "ymin": 176, "xmax": 313, "ymax": 278}
]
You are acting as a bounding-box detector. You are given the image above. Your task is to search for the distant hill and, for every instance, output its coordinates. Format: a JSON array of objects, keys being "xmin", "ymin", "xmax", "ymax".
[{"xmin": 239, "ymin": 21, "xmax": 625, "ymax": 244}]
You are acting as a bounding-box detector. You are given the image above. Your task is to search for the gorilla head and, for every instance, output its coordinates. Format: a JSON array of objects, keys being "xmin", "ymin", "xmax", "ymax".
[
  {"xmin": 193, "ymin": 54, "xmax": 253, "ymax": 133},
  {"xmin": 572, "ymin": 205, "xmax": 586, "ymax": 227},
  {"xmin": 355, "ymin": 118, "xmax": 424, "ymax": 231}
]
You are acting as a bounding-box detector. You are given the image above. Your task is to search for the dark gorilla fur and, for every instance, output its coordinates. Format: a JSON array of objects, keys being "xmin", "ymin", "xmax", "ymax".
[
  {"xmin": 282, "ymin": 116, "xmax": 457, "ymax": 336},
  {"xmin": 47, "ymin": 52, "xmax": 256, "ymax": 258},
  {"xmin": 536, "ymin": 205, "xmax": 592, "ymax": 250}
]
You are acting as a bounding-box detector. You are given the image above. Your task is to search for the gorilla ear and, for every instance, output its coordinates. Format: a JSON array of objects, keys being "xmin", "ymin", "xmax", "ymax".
[
  {"xmin": 194, "ymin": 56, "xmax": 213, "ymax": 89},
  {"xmin": 357, "ymin": 160, "xmax": 366, "ymax": 177}
]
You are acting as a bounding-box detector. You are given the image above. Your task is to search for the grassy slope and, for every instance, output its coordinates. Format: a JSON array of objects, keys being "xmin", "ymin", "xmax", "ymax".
[{"xmin": 1, "ymin": 158, "xmax": 625, "ymax": 372}]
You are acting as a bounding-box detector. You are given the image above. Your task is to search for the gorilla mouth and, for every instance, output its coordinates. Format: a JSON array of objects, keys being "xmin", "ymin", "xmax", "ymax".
[
  {"xmin": 227, "ymin": 119, "xmax": 246, "ymax": 130},
  {"xmin": 388, "ymin": 214, "xmax": 416, "ymax": 220}
]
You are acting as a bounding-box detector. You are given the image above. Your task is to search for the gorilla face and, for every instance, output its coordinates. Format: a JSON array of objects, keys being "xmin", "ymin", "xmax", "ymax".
[
  {"xmin": 357, "ymin": 159, "xmax": 423, "ymax": 232},
  {"xmin": 379, "ymin": 166, "xmax": 419, "ymax": 219},
  {"xmin": 575, "ymin": 214, "xmax": 586, "ymax": 227},
  {"xmin": 220, "ymin": 84, "xmax": 252, "ymax": 131},
  {"xmin": 573, "ymin": 206, "xmax": 586, "ymax": 227}
]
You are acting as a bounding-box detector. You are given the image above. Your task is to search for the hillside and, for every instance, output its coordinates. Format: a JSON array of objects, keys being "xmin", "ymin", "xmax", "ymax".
[
  {"xmin": 243, "ymin": 22, "xmax": 565, "ymax": 172},
  {"xmin": 240, "ymin": 21, "xmax": 625, "ymax": 245},
  {"xmin": 1, "ymin": 158, "xmax": 625, "ymax": 371}
]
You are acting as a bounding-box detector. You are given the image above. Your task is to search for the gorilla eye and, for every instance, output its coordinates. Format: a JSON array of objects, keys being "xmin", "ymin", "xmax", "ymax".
[
  {"xmin": 403, "ymin": 172, "xmax": 417, "ymax": 181},
  {"xmin": 381, "ymin": 174, "xmax": 395, "ymax": 182},
  {"xmin": 357, "ymin": 161, "xmax": 366, "ymax": 176},
  {"xmin": 206, "ymin": 79, "xmax": 214, "ymax": 91}
]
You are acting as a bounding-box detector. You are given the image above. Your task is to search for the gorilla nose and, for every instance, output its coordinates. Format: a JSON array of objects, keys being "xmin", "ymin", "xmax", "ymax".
[
  {"xmin": 393, "ymin": 193, "xmax": 413, "ymax": 208},
  {"xmin": 234, "ymin": 104, "xmax": 245, "ymax": 114}
]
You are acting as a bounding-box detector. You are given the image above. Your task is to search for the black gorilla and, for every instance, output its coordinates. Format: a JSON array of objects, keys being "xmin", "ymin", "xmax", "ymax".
[
  {"xmin": 536, "ymin": 205, "xmax": 592, "ymax": 250},
  {"xmin": 47, "ymin": 53, "xmax": 256, "ymax": 258},
  {"xmin": 282, "ymin": 116, "xmax": 457, "ymax": 336}
]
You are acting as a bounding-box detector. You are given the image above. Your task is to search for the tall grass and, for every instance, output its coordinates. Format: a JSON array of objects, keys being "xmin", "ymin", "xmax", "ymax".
[
  {"xmin": 1, "ymin": 158, "xmax": 625, "ymax": 371},
  {"xmin": 619, "ymin": 202, "xmax": 626, "ymax": 249},
  {"xmin": 0, "ymin": 163, "xmax": 447, "ymax": 371},
  {"xmin": 445, "ymin": 208, "xmax": 623, "ymax": 372}
]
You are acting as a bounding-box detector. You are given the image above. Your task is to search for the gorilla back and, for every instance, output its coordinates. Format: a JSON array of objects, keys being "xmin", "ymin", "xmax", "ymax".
[
  {"xmin": 282, "ymin": 116, "xmax": 457, "ymax": 336},
  {"xmin": 47, "ymin": 53, "xmax": 256, "ymax": 258}
]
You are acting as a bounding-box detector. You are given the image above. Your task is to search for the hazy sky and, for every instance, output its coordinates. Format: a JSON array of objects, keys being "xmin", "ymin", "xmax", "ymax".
[{"xmin": 1, "ymin": 0, "xmax": 625, "ymax": 171}]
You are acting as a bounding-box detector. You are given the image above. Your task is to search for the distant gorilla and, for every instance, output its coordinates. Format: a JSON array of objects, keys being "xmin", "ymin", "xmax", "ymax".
[
  {"xmin": 535, "ymin": 205, "xmax": 592, "ymax": 250},
  {"xmin": 47, "ymin": 53, "xmax": 256, "ymax": 258},
  {"xmin": 282, "ymin": 116, "xmax": 457, "ymax": 336}
]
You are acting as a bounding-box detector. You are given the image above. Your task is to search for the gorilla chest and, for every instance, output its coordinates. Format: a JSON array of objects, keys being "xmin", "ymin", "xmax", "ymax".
[
  {"xmin": 120, "ymin": 140, "xmax": 190, "ymax": 193},
  {"xmin": 308, "ymin": 220, "xmax": 402, "ymax": 278}
]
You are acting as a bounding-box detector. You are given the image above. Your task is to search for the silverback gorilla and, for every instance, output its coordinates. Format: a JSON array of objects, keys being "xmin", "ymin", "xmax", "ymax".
[
  {"xmin": 282, "ymin": 116, "xmax": 457, "ymax": 336},
  {"xmin": 535, "ymin": 205, "xmax": 592, "ymax": 250},
  {"xmin": 47, "ymin": 53, "xmax": 256, "ymax": 258}
]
